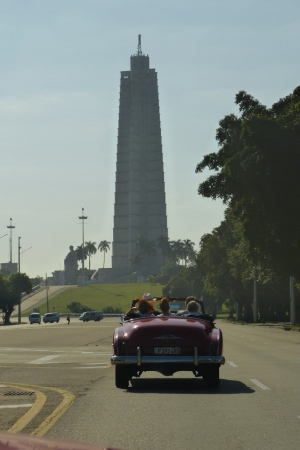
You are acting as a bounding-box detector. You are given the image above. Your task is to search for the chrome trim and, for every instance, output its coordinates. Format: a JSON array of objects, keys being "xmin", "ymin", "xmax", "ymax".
[
  {"xmin": 137, "ymin": 347, "xmax": 141, "ymax": 366},
  {"xmin": 153, "ymin": 335, "xmax": 183, "ymax": 340},
  {"xmin": 194, "ymin": 347, "xmax": 198, "ymax": 366},
  {"xmin": 111, "ymin": 355, "xmax": 225, "ymax": 365}
]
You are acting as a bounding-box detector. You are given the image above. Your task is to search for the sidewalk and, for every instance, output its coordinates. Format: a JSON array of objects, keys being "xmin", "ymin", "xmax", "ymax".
[{"xmin": 12, "ymin": 285, "xmax": 77, "ymax": 316}]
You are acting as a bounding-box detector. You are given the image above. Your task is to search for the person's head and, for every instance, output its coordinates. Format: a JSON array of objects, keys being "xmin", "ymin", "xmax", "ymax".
[
  {"xmin": 185, "ymin": 296, "xmax": 196, "ymax": 307},
  {"xmin": 138, "ymin": 299, "xmax": 153, "ymax": 314},
  {"xmin": 159, "ymin": 297, "xmax": 170, "ymax": 314},
  {"xmin": 187, "ymin": 300, "xmax": 199, "ymax": 313}
]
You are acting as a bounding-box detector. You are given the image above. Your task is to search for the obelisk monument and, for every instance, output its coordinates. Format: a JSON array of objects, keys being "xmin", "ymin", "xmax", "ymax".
[{"xmin": 111, "ymin": 36, "xmax": 168, "ymax": 277}]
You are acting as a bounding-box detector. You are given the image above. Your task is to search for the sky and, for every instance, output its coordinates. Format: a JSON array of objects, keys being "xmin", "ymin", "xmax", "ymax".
[{"xmin": 0, "ymin": 0, "xmax": 299, "ymax": 278}]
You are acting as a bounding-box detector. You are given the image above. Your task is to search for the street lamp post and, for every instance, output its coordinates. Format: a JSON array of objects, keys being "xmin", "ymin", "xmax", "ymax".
[
  {"xmin": 17, "ymin": 243, "xmax": 33, "ymax": 324},
  {"xmin": 18, "ymin": 237, "xmax": 21, "ymax": 272},
  {"xmin": 45, "ymin": 273, "xmax": 49, "ymax": 313},
  {"xmin": 78, "ymin": 208, "xmax": 87, "ymax": 284},
  {"xmin": 18, "ymin": 237, "xmax": 21, "ymax": 324},
  {"xmin": 7, "ymin": 218, "xmax": 15, "ymax": 275}
]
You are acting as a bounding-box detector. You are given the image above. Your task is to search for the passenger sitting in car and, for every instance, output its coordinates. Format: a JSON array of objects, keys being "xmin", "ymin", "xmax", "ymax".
[
  {"xmin": 124, "ymin": 299, "xmax": 155, "ymax": 319},
  {"xmin": 158, "ymin": 297, "xmax": 171, "ymax": 316},
  {"xmin": 186, "ymin": 300, "xmax": 201, "ymax": 316},
  {"xmin": 176, "ymin": 296, "xmax": 197, "ymax": 316}
]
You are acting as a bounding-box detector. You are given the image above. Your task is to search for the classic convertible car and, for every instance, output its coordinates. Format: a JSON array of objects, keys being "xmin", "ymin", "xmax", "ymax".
[{"xmin": 111, "ymin": 297, "xmax": 225, "ymax": 389}]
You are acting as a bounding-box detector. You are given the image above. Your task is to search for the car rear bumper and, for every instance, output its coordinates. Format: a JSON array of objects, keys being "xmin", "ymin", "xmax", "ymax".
[{"xmin": 111, "ymin": 347, "xmax": 225, "ymax": 367}]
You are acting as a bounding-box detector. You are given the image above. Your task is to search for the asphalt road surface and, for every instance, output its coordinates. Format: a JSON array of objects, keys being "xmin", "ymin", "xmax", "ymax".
[{"xmin": 0, "ymin": 319, "xmax": 299, "ymax": 450}]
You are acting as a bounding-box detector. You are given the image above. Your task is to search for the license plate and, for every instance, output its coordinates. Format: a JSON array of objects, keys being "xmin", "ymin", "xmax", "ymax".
[{"xmin": 154, "ymin": 347, "xmax": 180, "ymax": 355}]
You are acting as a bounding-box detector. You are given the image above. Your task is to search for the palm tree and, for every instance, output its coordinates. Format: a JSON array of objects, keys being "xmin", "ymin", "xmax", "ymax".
[
  {"xmin": 182, "ymin": 239, "xmax": 195, "ymax": 266},
  {"xmin": 98, "ymin": 240, "xmax": 111, "ymax": 268},
  {"xmin": 75, "ymin": 245, "xmax": 88, "ymax": 265},
  {"xmin": 169, "ymin": 239, "xmax": 184, "ymax": 264},
  {"xmin": 129, "ymin": 252, "xmax": 143, "ymax": 270},
  {"xmin": 156, "ymin": 235, "xmax": 171, "ymax": 260},
  {"xmin": 85, "ymin": 241, "xmax": 97, "ymax": 270}
]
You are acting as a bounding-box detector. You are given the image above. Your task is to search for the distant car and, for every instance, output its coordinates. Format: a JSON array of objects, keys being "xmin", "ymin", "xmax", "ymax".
[
  {"xmin": 79, "ymin": 311, "xmax": 103, "ymax": 322},
  {"xmin": 111, "ymin": 297, "xmax": 225, "ymax": 389},
  {"xmin": 29, "ymin": 313, "xmax": 41, "ymax": 324},
  {"xmin": 43, "ymin": 312, "xmax": 60, "ymax": 323}
]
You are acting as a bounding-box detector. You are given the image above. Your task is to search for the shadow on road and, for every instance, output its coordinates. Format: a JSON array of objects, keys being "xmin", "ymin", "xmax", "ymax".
[{"xmin": 128, "ymin": 377, "xmax": 254, "ymax": 394}]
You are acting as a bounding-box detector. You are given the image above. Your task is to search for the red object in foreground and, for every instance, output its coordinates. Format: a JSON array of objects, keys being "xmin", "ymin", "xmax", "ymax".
[{"xmin": 0, "ymin": 432, "xmax": 122, "ymax": 450}]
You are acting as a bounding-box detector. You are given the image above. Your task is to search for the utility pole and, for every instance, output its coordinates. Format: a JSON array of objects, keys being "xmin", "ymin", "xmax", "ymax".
[
  {"xmin": 290, "ymin": 276, "xmax": 296, "ymax": 326},
  {"xmin": 7, "ymin": 218, "xmax": 15, "ymax": 275},
  {"xmin": 18, "ymin": 237, "xmax": 21, "ymax": 324},
  {"xmin": 46, "ymin": 273, "xmax": 49, "ymax": 313},
  {"xmin": 18, "ymin": 237, "xmax": 21, "ymax": 272},
  {"xmin": 78, "ymin": 208, "xmax": 87, "ymax": 284},
  {"xmin": 253, "ymin": 279, "xmax": 258, "ymax": 322}
]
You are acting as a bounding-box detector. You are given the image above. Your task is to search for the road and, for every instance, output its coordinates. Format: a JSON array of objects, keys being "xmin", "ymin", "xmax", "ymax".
[{"xmin": 0, "ymin": 319, "xmax": 299, "ymax": 449}]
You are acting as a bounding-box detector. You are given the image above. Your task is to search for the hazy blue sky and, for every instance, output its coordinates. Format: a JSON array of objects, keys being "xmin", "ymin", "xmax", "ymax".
[{"xmin": 0, "ymin": 0, "xmax": 299, "ymax": 278}]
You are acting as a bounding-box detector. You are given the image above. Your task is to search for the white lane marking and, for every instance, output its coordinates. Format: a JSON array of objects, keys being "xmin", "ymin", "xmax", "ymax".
[
  {"xmin": 0, "ymin": 404, "xmax": 33, "ymax": 409},
  {"xmin": 250, "ymin": 379, "xmax": 270, "ymax": 390},
  {"xmin": 227, "ymin": 361, "xmax": 238, "ymax": 367},
  {"xmin": 75, "ymin": 366, "xmax": 108, "ymax": 369},
  {"xmin": 84, "ymin": 363, "xmax": 107, "ymax": 365},
  {"xmin": 28, "ymin": 355, "xmax": 61, "ymax": 364}
]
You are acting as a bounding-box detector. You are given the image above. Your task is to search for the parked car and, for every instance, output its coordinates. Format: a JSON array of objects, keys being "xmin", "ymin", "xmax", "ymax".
[
  {"xmin": 111, "ymin": 297, "xmax": 225, "ymax": 389},
  {"xmin": 29, "ymin": 313, "xmax": 41, "ymax": 324},
  {"xmin": 79, "ymin": 311, "xmax": 103, "ymax": 322},
  {"xmin": 43, "ymin": 312, "xmax": 60, "ymax": 323}
]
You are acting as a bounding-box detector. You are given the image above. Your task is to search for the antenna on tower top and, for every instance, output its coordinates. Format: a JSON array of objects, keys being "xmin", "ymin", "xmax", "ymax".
[{"xmin": 137, "ymin": 34, "xmax": 142, "ymax": 55}]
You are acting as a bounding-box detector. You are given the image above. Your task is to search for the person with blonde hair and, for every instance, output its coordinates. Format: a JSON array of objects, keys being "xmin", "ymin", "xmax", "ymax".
[
  {"xmin": 158, "ymin": 297, "xmax": 171, "ymax": 316},
  {"xmin": 176, "ymin": 296, "xmax": 197, "ymax": 316}
]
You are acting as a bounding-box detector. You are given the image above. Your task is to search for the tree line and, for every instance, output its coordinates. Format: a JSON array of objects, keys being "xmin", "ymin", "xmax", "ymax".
[{"xmin": 162, "ymin": 87, "xmax": 300, "ymax": 323}]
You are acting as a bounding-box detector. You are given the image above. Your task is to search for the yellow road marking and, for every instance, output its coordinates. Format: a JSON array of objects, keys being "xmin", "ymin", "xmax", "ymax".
[
  {"xmin": 2, "ymin": 382, "xmax": 75, "ymax": 436},
  {"xmin": 30, "ymin": 386, "xmax": 75, "ymax": 436},
  {"xmin": 4, "ymin": 384, "xmax": 46, "ymax": 434}
]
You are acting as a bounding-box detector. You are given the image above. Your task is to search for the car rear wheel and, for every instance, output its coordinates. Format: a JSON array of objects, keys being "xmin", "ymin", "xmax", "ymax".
[
  {"xmin": 205, "ymin": 366, "xmax": 219, "ymax": 388},
  {"xmin": 115, "ymin": 366, "xmax": 129, "ymax": 389}
]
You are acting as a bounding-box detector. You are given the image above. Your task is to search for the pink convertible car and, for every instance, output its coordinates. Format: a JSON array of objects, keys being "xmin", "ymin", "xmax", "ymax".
[{"xmin": 111, "ymin": 297, "xmax": 225, "ymax": 389}]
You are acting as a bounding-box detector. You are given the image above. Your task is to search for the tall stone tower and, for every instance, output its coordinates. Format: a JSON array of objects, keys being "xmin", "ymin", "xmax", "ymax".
[{"xmin": 112, "ymin": 36, "xmax": 168, "ymax": 277}]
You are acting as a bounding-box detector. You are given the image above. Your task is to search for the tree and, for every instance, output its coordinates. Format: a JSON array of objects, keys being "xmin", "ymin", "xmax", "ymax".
[
  {"xmin": 98, "ymin": 240, "xmax": 111, "ymax": 268},
  {"xmin": 0, "ymin": 273, "xmax": 32, "ymax": 325},
  {"xmin": 67, "ymin": 302, "xmax": 92, "ymax": 313},
  {"xmin": 182, "ymin": 239, "xmax": 195, "ymax": 266},
  {"xmin": 129, "ymin": 252, "xmax": 143, "ymax": 270},
  {"xmin": 156, "ymin": 235, "xmax": 171, "ymax": 260},
  {"xmin": 85, "ymin": 241, "xmax": 97, "ymax": 270},
  {"xmin": 75, "ymin": 245, "xmax": 88, "ymax": 264},
  {"xmin": 196, "ymin": 87, "xmax": 300, "ymax": 281},
  {"xmin": 169, "ymin": 240, "xmax": 184, "ymax": 264}
]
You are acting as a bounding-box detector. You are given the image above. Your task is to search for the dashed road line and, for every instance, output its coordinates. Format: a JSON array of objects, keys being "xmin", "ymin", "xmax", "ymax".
[
  {"xmin": 249, "ymin": 379, "xmax": 270, "ymax": 390},
  {"xmin": 28, "ymin": 355, "xmax": 61, "ymax": 364},
  {"xmin": 227, "ymin": 361, "xmax": 238, "ymax": 367}
]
